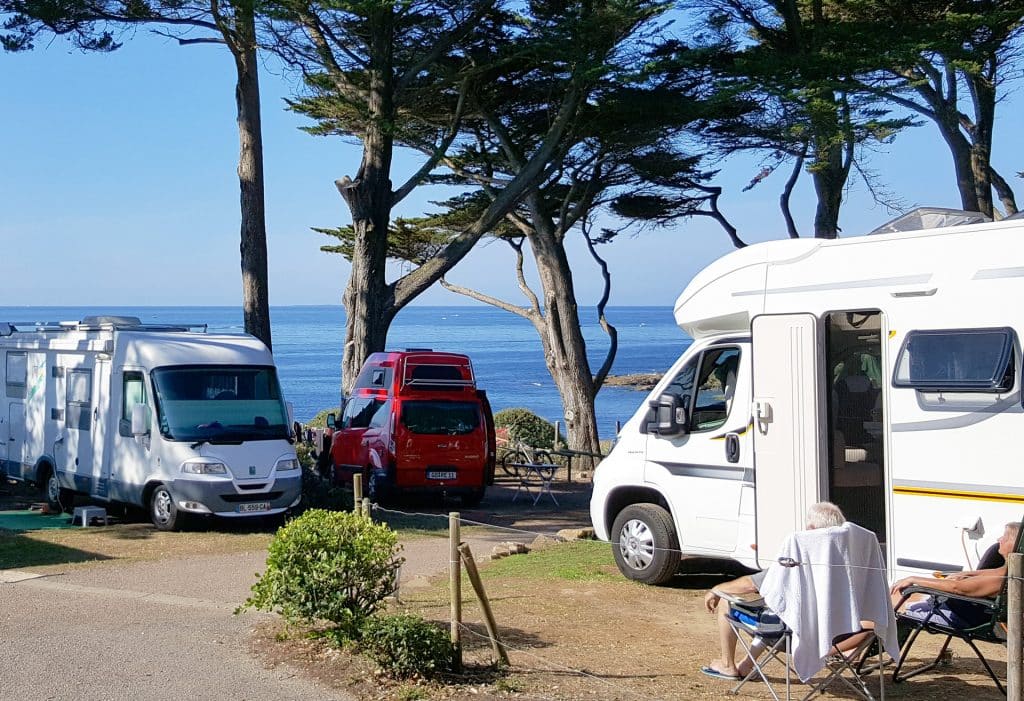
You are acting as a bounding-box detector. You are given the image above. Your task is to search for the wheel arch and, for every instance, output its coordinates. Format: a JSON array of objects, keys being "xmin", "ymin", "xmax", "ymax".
[
  {"xmin": 31, "ymin": 456, "xmax": 57, "ymax": 485},
  {"xmin": 604, "ymin": 485, "xmax": 674, "ymax": 539},
  {"xmin": 142, "ymin": 480, "xmax": 165, "ymax": 508}
]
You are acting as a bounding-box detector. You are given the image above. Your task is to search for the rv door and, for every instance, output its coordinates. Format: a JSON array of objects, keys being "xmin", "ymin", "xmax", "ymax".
[{"xmin": 751, "ymin": 314, "xmax": 824, "ymax": 567}]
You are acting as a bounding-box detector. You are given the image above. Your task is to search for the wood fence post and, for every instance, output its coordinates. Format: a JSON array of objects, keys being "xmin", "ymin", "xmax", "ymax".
[
  {"xmin": 361, "ymin": 497, "xmax": 371, "ymax": 519},
  {"xmin": 553, "ymin": 420, "xmax": 561, "ymax": 450},
  {"xmin": 1009, "ymin": 552, "xmax": 1022, "ymax": 701},
  {"xmin": 353, "ymin": 473, "xmax": 362, "ymax": 511},
  {"xmin": 450, "ymin": 512, "xmax": 462, "ymax": 671},
  {"xmin": 458, "ymin": 543, "xmax": 510, "ymax": 666}
]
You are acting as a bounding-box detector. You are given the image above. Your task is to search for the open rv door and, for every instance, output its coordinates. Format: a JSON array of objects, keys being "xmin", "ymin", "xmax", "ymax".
[{"xmin": 751, "ymin": 313, "xmax": 824, "ymax": 567}]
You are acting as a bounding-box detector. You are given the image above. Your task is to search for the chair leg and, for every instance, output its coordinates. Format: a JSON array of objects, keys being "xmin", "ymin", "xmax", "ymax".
[
  {"xmin": 892, "ymin": 629, "xmax": 953, "ymax": 684},
  {"xmin": 960, "ymin": 637, "xmax": 1006, "ymax": 695}
]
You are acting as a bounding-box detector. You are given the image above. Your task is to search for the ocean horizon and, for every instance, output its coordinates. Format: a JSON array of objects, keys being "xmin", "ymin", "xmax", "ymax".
[{"xmin": 0, "ymin": 305, "xmax": 689, "ymax": 437}]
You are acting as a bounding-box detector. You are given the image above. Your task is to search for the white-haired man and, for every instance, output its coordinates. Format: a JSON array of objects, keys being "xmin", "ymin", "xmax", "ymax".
[{"xmin": 700, "ymin": 502, "xmax": 846, "ymax": 681}]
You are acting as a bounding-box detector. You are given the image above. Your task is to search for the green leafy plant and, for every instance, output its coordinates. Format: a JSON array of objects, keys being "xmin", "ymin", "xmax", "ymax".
[
  {"xmin": 307, "ymin": 407, "xmax": 341, "ymax": 427},
  {"xmin": 239, "ymin": 509, "xmax": 402, "ymax": 636},
  {"xmin": 298, "ymin": 467, "xmax": 353, "ymax": 513},
  {"xmin": 359, "ymin": 613, "xmax": 455, "ymax": 680},
  {"xmin": 493, "ymin": 407, "xmax": 562, "ymax": 450}
]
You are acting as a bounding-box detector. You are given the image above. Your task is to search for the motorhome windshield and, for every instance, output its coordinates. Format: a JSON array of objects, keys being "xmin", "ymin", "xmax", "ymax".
[
  {"xmin": 151, "ymin": 365, "xmax": 289, "ymax": 442},
  {"xmin": 401, "ymin": 401, "xmax": 480, "ymax": 435}
]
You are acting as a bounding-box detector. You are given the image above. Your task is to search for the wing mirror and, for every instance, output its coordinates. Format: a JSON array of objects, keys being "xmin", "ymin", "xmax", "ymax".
[
  {"xmin": 649, "ymin": 393, "xmax": 688, "ymax": 436},
  {"xmin": 327, "ymin": 412, "xmax": 337, "ymax": 429},
  {"xmin": 130, "ymin": 404, "xmax": 151, "ymax": 437}
]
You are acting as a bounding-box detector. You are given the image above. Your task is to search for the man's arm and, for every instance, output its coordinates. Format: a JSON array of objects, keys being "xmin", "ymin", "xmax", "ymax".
[
  {"xmin": 892, "ymin": 567, "xmax": 1005, "ymax": 599},
  {"xmin": 704, "ymin": 574, "xmax": 759, "ymax": 613}
]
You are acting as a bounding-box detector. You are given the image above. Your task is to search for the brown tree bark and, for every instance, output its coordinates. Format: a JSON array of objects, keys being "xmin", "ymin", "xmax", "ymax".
[{"xmin": 232, "ymin": 9, "xmax": 272, "ymax": 349}]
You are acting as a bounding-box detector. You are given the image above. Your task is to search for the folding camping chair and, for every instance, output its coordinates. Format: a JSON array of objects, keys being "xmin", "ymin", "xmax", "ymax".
[
  {"xmin": 892, "ymin": 518, "xmax": 1024, "ymax": 695},
  {"xmin": 726, "ymin": 522, "xmax": 897, "ymax": 701}
]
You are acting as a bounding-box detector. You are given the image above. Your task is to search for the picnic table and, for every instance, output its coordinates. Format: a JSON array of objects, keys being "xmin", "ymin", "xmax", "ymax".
[
  {"xmin": 549, "ymin": 448, "xmax": 605, "ymax": 483},
  {"xmin": 509, "ymin": 463, "xmax": 559, "ymax": 506}
]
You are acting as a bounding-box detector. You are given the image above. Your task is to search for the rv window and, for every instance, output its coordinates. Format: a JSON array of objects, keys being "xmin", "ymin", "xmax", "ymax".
[
  {"xmin": 353, "ymin": 364, "xmax": 393, "ymax": 391},
  {"xmin": 691, "ymin": 348, "xmax": 741, "ymax": 432},
  {"xmin": 67, "ymin": 369, "xmax": 92, "ymax": 405},
  {"xmin": 894, "ymin": 328, "xmax": 1015, "ymax": 392},
  {"xmin": 401, "ymin": 401, "xmax": 480, "ymax": 435},
  {"xmin": 342, "ymin": 397, "xmax": 386, "ymax": 429},
  {"xmin": 6, "ymin": 351, "xmax": 27, "ymax": 389},
  {"xmin": 119, "ymin": 371, "xmax": 147, "ymax": 437},
  {"xmin": 369, "ymin": 400, "xmax": 391, "ymax": 429}
]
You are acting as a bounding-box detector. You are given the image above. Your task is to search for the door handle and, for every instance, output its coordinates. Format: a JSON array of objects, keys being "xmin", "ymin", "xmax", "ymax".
[{"xmin": 725, "ymin": 433, "xmax": 740, "ymax": 463}]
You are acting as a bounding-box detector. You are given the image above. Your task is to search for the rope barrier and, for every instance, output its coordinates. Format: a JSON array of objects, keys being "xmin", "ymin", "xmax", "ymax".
[{"xmin": 370, "ymin": 502, "xmax": 1019, "ymax": 580}]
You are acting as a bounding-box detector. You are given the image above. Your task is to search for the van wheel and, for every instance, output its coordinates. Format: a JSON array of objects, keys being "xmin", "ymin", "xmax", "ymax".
[
  {"xmin": 367, "ymin": 471, "xmax": 390, "ymax": 505},
  {"xmin": 150, "ymin": 485, "xmax": 183, "ymax": 531},
  {"xmin": 43, "ymin": 468, "xmax": 75, "ymax": 513},
  {"xmin": 611, "ymin": 503, "xmax": 680, "ymax": 585}
]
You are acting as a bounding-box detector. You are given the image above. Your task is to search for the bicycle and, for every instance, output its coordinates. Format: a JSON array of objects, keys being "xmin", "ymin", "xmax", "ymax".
[{"xmin": 497, "ymin": 436, "xmax": 554, "ymax": 479}]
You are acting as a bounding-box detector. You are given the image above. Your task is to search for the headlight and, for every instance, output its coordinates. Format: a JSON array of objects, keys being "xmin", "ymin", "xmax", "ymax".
[
  {"xmin": 275, "ymin": 458, "xmax": 301, "ymax": 472},
  {"xmin": 182, "ymin": 461, "xmax": 227, "ymax": 475}
]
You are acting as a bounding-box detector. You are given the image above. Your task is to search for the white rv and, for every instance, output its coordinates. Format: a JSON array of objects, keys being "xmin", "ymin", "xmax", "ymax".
[
  {"xmin": 0, "ymin": 316, "xmax": 302, "ymax": 530},
  {"xmin": 591, "ymin": 210, "xmax": 1024, "ymax": 584}
]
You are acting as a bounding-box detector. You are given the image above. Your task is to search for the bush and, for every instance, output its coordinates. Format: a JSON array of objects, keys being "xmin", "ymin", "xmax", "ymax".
[
  {"xmin": 239, "ymin": 509, "xmax": 402, "ymax": 635},
  {"xmin": 359, "ymin": 613, "xmax": 455, "ymax": 680},
  {"xmin": 494, "ymin": 407, "xmax": 562, "ymax": 450},
  {"xmin": 307, "ymin": 407, "xmax": 342, "ymax": 427},
  {"xmin": 298, "ymin": 466, "xmax": 352, "ymax": 513}
]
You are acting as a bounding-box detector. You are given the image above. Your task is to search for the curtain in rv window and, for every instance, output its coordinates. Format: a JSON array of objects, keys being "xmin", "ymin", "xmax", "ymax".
[
  {"xmin": 5, "ymin": 351, "xmax": 27, "ymax": 397},
  {"xmin": 893, "ymin": 328, "xmax": 1015, "ymax": 392}
]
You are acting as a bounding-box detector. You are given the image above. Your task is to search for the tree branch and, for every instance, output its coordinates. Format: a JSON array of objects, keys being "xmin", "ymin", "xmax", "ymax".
[
  {"xmin": 438, "ymin": 278, "xmax": 534, "ymax": 320},
  {"xmin": 581, "ymin": 219, "xmax": 617, "ymax": 391},
  {"xmin": 780, "ymin": 142, "xmax": 806, "ymax": 237}
]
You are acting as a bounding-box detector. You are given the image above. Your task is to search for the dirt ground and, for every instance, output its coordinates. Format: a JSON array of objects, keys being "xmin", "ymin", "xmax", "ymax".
[{"xmin": 2, "ymin": 474, "xmax": 1011, "ymax": 700}]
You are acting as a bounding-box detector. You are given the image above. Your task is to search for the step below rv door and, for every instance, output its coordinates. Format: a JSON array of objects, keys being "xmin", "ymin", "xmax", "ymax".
[{"xmin": 751, "ymin": 313, "xmax": 824, "ymax": 567}]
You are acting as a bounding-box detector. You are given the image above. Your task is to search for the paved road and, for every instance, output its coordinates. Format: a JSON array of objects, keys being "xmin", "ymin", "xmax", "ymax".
[{"xmin": 0, "ymin": 482, "xmax": 592, "ymax": 701}]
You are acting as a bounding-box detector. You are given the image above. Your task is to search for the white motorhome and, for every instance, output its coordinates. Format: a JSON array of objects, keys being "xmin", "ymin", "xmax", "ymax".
[
  {"xmin": 591, "ymin": 210, "xmax": 1024, "ymax": 584},
  {"xmin": 0, "ymin": 316, "xmax": 302, "ymax": 530}
]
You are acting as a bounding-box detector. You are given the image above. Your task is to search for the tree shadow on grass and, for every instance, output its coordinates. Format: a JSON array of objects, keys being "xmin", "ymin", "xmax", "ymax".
[{"xmin": 0, "ymin": 531, "xmax": 112, "ymax": 569}]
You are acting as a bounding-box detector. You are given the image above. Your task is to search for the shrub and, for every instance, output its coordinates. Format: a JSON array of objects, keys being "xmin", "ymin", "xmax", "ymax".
[
  {"xmin": 307, "ymin": 407, "xmax": 342, "ymax": 427},
  {"xmin": 239, "ymin": 509, "xmax": 402, "ymax": 635},
  {"xmin": 298, "ymin": 466, "xmax": 352, "ymax": 513},
  {"xmin": 359, "ymin": 613, "xmax": 455, "ymax": 680},
  {"xmin": 494, "ymin": 407, "xmax": 562, "ymax": 450}
]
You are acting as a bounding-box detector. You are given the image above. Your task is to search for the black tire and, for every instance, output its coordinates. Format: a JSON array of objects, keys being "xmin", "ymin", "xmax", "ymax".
[
  {"xmin": 42, "ymin": 466, "xmax": 75, "ymax": 513},
  {"xmin": 531, "ymin": 451, "xmax": 556, "ymax": 480},
  {"xmin": 149, "ymin": 484, "xmax": 183, "ymax": 531},
  {"xmin": 367, "ymin": 470, "xmax": 391, "ymax": 505},
  {"xmin": 500, "ymin": 449, "xmax": 529, "ymax": 478},
  {"xmin": 610, "ymin": 503, "xmax": 681, "ymax": 585}
]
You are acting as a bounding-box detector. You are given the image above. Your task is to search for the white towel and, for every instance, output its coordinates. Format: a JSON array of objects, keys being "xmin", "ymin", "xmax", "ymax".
[{"xmin": 760, "ymin": 522, "xmax": 899, "ymax": 681}]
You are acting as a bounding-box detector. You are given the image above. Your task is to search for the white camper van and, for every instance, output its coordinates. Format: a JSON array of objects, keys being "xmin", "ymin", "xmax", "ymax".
[
  {"xmin": 591, "ymin": 210, "xmax": 1024, "ymax": 584},
  {"xmin": 0, "ymin": 316, "xmax": 302, "ymax": 530}
]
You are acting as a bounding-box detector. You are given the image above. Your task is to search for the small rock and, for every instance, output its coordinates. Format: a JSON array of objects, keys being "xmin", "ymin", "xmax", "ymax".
[{"xmin": 556, "ymin": 527, "xmax": 596, "ymax": 541}]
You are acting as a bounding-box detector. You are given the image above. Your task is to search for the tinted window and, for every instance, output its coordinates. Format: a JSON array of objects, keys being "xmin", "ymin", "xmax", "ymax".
[
  {"xmin": 691, "ymin": 348, "xmax": 740, "ymax": 432},
  {"xmin": 894, "ymin": 328, "xmax": 1015, "ymax": 391},
  {"xmin": 343, "ymin": 397, "xmax": 386, "ymax": 429},
  {"xmin": 401, "ymin": 401, "xmax": 480, "ymax": 435}
]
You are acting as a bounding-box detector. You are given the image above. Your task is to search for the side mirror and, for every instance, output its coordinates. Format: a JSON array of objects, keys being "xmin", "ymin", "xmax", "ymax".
[
  {"xmin": 327, "ymin": 412, "xmax": 337, "ymax": 429},
  {"xmin": 131, "ymin": 404, "xmax": 151, "ymax": 436},
  {"xmin": 650, "ymin": 393, "xmax": 688, "ymax": 436}
]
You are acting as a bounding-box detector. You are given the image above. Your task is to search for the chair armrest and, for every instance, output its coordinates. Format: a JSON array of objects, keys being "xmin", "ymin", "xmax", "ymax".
[{"xmin": 897, "ymin": 584, "xmax": 997, "ymax": 610}]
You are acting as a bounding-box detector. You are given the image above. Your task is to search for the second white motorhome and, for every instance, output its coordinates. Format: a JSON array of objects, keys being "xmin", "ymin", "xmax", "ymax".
[
  {"xmin": 591, "ymin": 210, "xmax": 1024, "ymax": 584},
  {"xmin": 0, "ymin": 316, "xmax": 302, "ymax": 530}
]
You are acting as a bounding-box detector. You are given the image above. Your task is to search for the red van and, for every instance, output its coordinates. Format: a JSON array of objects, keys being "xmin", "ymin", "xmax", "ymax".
[{"xmin": 328, "ymin": 350, "xmax": 495, "ymax": 504}]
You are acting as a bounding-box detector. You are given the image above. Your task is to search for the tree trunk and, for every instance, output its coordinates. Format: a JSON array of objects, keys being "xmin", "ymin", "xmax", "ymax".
[
  {"xmin": 233, "ymin": 13, "xmax": 272, "ymax": 350},
  {"xmin": 809, "ymin": 92, "xmax": 845, "ymax": 239},
  {"xmin": 967, "ymin": 72, "xmax": 996, "ymax": 218},
  {"xmin": 527, "ymin": 221, "xmax": 603, "ymax": 462},
  {"xmin": 338, "ymin": 21, "xmax": 396, "ymax": 395}
]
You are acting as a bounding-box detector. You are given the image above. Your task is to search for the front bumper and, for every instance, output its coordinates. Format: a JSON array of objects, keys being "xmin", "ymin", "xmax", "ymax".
[{"xmin": 170, "ymin": 474, "xmax": 302, "ymax": 516}]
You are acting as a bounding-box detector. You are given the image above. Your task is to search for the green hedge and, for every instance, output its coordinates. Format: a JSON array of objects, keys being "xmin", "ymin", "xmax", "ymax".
[
  {"xmin": 359, "ymin": 613, "xmax": 455, "ymax": 679},
  {"xmin": 494, "ymin": 407, "xmax": 563, "ymax": 450},
  {"xmin": 239, "ymin": 509, "xmax": 402, "ymax": 636}
]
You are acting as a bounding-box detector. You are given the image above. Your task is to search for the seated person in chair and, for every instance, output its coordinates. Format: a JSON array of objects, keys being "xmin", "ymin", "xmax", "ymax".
[
  {"xmin": 891, "ymin": 521, "xmax": 1021, "ymax": 628},
  {"xmin": 700, "ymin": 502, "xmax": 847, "ymax": 681}
]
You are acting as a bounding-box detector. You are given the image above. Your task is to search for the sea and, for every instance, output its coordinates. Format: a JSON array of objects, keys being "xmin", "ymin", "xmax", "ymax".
[{"xmin": 0, "ymin": 306, "xmax": 689, "ymax": 438}]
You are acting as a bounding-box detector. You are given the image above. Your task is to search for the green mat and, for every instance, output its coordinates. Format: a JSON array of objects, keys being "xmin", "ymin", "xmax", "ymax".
[{"xmin": 0, "ymin": 510, "xmax": 76, "ymax": 532}]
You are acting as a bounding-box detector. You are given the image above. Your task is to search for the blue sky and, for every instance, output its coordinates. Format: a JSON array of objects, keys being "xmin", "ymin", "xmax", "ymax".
[{"xmin": 2, "ymin": 31, "xmax": 1021, "ymax": 308}]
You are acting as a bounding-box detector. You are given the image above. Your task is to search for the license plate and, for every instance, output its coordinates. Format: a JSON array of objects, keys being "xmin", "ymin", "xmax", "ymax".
[
  {"xmin": 427, "ymin": 471, "xmax": 457, "ymax": 480},
  {"xmin": 237, "ymin": 501, "xmax": 271, "ymax": 513}
]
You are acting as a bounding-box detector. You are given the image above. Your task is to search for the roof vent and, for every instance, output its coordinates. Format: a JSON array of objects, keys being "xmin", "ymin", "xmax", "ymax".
[
  {"xmin": 81, "ymin": 315, "xmax": 142, "ymax": 326},
  {"xmin": 868, "ymin": 207, "xmax": 991, "ymax": 235}
]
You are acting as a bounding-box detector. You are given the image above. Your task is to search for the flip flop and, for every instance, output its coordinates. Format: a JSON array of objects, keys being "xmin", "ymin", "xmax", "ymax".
[{"xmin": 700, "ymin": 665, "xmax": 742, "ymax": 681}]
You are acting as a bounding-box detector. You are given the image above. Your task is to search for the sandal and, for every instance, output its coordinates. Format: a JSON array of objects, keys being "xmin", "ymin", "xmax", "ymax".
[{"xmin": 700, "ymin": 665, "xmax": 742, "ymax": 681}]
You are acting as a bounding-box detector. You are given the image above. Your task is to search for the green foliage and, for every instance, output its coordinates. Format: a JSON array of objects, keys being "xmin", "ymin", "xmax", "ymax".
[
  {"xmin": 480, "ymin": 540, "xmax": 615, "ymax": 582},
  {"xmin": 494, "ymin": 407, "xmax": 561, "ymax": 450},
  {"xmin": 298, "ymin": 467, "xmax": 352, "ymax": 513},
  {"xmin": 359, "ymin": 613, "xmax": 455, "ymax": 680},
  {"xmin": 307, "ymin": 408, "xmax": 341, "ymax": 427},
  {"xmin": 239, "ymin": 509, "xmax": 402, "ymax": 635}
]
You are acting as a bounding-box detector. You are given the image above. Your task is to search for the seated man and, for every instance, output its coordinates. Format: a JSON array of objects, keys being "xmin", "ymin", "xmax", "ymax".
[
  {"xmin": 891, "ymin": 520, "xmax": 1021, "ymax": 628},
  {"xmin": 700, "ymin": 502, "xmax": 847, "ymax": 681}
]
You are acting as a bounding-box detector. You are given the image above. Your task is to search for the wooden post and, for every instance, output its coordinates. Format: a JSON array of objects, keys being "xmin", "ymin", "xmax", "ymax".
[
  {"xmin": 458, "ymin": 543, "xmax": 510, "ymax": 665},
  {"xmin": 553, "ymin": 420, "xmax": 561, "ymax": 450},
  {"xmin": 449, "ymin": 512, "xmax": 462, "ymax": 671},
  {"xmin": 1009, "ymin": 552, "xmax": 1022, "ymax": 701},
  {"xmin": 361, "ymin": 497, "xmax": 371, "ymax": 519},
  {"xmin": 353, "ymin": 473, "xmax": 363, "ymax": 511}
]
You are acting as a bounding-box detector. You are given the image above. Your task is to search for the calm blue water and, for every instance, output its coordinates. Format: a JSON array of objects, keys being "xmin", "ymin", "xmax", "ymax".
[{"xmin": 0, "ymin": 306, "xmax": 688, "ymax": 437}]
